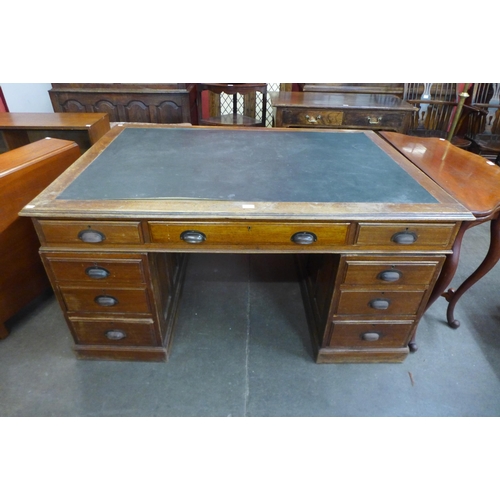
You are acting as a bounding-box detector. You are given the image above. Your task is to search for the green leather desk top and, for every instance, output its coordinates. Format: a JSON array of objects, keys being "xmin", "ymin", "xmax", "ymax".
[{"xmin": 58, "ymin": 128, "xmax": 437, "ymax": 204}]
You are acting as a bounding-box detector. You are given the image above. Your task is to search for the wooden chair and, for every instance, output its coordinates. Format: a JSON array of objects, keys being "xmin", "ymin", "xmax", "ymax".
[
  {"xmin": 463, "ymin": 83, "xmax": 500, "ymax": 160},
  {"xmin": 197, "ymin": 84, "xmax": 267, "ymax": 127},
  {"xmin": 402, "ymin": 83, "xmax": 471, "ymax": 148}
]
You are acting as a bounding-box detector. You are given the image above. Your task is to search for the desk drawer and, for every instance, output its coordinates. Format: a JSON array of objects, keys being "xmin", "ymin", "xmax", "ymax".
[
  {"xmin": 336, "ymin": 289, "xmax": 426, "ymax": 316},
  {"xmin": 69, "ymin": 317, "xmax": 158, "ymax": 346},
  {"xmin": 281, "ymin": 109, "xmax": 344, "ymax": 127},
  {"xmin": 149, "ymin": 222, "xmax": 349, "ymax": 250},
  {"xmin": 342, "ymin": 257, "xmax": 443, "ymax": 286},
  {"xmin": 59, "ymin": 286, "xmax": 152, "ymax": 314},
  {"xmin": 328, "ymin": 321, "xmax": 414, "ymax": 348},
  {"xmin": 355, "ymin": 223, "xmax": 457, "ymax": 249},
  {"xmin": 37, "ymin": 220, "xmax": 144, "ymax": 246},
  {"xmin": 43, "ymin": 253, "xmax": 148, "ymax": 285},
  {"xmin": 341, "ymin": 111, "xmax": 407, "ymax": 130}
]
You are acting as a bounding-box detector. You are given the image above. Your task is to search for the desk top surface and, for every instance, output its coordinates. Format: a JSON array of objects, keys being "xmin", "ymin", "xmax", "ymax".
[
  {"xmin": 20, "ymin": 125, "xmax": 471, "ymax": 221},
  {"xmin": 0, "ymin": 112, "xmax": 109, "ymax": 129},
  {"xmin": 270, "ymin": 92, "xmax": 416, "ymax": 111}
]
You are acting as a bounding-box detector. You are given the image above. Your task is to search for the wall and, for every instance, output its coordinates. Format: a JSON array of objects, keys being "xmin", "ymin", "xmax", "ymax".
[{"xmin": 0, "ymin": 83, "xmax": 53, "ymax": 112}]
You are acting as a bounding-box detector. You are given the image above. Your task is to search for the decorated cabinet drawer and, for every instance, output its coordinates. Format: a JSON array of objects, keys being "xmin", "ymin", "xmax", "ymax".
[
  {"xmin": 335, "ymin": 289, "xmax": 426, "ymax": 316},
  {"xmin": 36, "ymin": 220, "xmax": 144, "ymax": 246},
  {"xmin": 328, "ymin": 321, "xmax": 414, "ymax": 348},
  {"xmin": 280, "ymin": 108, "xmax": 344, "ymax": 127},
  {"xmin": 149, "ymin": 221, "xmax": 349, "ymax": 250},
  {"xmin": 69, "ymin": 317, "xmax": 159, "ymax": 346},
  {"xmin": 43, "ymin": 253, "xmax": 148, "ymax": 285},
  {"xmin": 354, "ymin": 223, "xmax": 458, "ymax": 249},
  {"xmin": 341, "ymin": 111, "xmax": 408, "ymax": 131},
  {"xmin": 59, "ymin": 286, "xmax": 152, "ymax": 314},
  {"xmin": 341, "ymin": 256, "xmax": 445, "ymax": 287}
]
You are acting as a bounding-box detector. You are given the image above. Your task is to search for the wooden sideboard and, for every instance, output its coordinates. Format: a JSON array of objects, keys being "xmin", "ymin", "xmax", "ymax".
[
  {"xmin": 270, "ymin": 91, "xmax": 416, "ymax": 132},
  {"xmin": 49, "ymin": 84, "xmax": 198, "ymax": 124},
  {"xmin": 0, "ymin": 138, "xmax": 81, "ymax": 339}
]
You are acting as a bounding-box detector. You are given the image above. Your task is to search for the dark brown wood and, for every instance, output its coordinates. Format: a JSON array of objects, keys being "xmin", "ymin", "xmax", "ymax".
[
  {"xmin": 380, "ymin": 131, "xmax": 500, "ymax": 331},
  {"xmin": 270, "ymin": 92, "xmax": 416, "ymax": 132},
  {"xmin": 49, "ymin": 83, "xmax": 198, "ymax": 125},
  {"xmin": 19, "ymin": 125, "xmax": 474, "ymax": 363},
  {"xmin": 302, "ymin": 84, "xmax": 405, "ymax": 97},
  {"xmin": 0, "ymin": 112, "xmax": 110, "ymax": 152},
  {"xmin": 0, "ymin": 139, "xmax": 81, "ymax": 338}
]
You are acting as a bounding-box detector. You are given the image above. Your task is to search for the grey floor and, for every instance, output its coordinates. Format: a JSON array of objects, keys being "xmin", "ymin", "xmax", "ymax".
[{"xmin": 1, "ymin": 222, "xmax": 499, "ymax": 417}]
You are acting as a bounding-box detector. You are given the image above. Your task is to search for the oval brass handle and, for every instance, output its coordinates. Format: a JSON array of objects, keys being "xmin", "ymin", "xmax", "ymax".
[
  {"xmin": 377, "ymin": 270, "xmax": 402, "ymax": 282},
  {"xmin": 391, "ymin": 231, "xmax": 418, "ymax": 245},
  {"xmin": 94, "ymin": 295, "xmax": 119, "ymax": 307},
  {"xmin": 305, "ymin": 114, "xmax": 321, "ymax": 124},
  {"xmin": 78, "ymin": 229, "xmax": 106, "ymax": 243},
  {"xmin": 180, "ymin": 230, "xmax": 206, "ymax": 244},
  {"xmin": 291, "ymin": 231, "xmax": 317, "ymax": 245},
  {"xmin": 369, "ymin": 298, "xmax": 391, "ymax": 310},
  {"xmin": 105, "ymin": 329, "xmax": 127, "ymax": 340},
  {"xmin": 361, "ymin": 332, "xmax": 380, "ymax": 341},
  {"xmin": 85, "ymin": 266, "xmax": 110, "ymax": 279},
  {"xmin": 367, "ymin": 116, "xmax": 383, "ymax": 125}
]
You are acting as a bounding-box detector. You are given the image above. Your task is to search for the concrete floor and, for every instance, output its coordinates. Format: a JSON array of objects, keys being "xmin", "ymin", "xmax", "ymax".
[{"xmin": 1, "ymin": 222, "xmax": 499, "ymax": 417}]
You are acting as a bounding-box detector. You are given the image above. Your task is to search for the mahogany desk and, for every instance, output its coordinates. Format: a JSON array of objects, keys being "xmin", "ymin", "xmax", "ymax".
[
  {"xmin": 381, "ymin": 132, "xmax": 500, "ymax": 329},
  {"xmin": 20, "ymin": 125, "xmax": 472, "ymax": 363},
  {"xmin": 0, "ymin": 112, "xmax": 110, "ymax": 152},
  {"xmin": 270, "ymin": 92, "xmax": 416, "ymax": 133}
]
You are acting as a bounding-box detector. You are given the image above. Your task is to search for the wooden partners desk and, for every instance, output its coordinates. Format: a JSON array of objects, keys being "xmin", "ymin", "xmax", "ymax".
[
  {"xmin": 20, "ymin": 125, "xmax": 472, "ymax": 363},
  {"xmin": 270, "ymin": 92, "xmax": 416, "ymax": 133},
  {"xmin": 1, "ymin": 138, "xmax": 81, "ymax": 338},
  {"xmin": 381, "ymin": 132, "xmax": 500, "ymax": 329},
  {"xmin": 0, "ymin": 112, "xmax": 110, "ymax": 152}
]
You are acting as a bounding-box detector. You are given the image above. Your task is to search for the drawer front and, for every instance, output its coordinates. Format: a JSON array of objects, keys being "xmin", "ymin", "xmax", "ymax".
[
  {"xmin": 341, "ymin": 111, "xmax": 407, "ymax": 130},
  {"xmin": 342, "ymin": 258, "xmax": 443, "ymax": 286},
  {"xmin": 69, "ymin": 317, "xmax": 158, "ymax": 346},
  {"xmin": 59, "ymin": 286, "xmax": 151, "ymax": 314},
  {"xmin": 149, "ymin": 222, "xmax": 349, "ymax": 250},
  {"xmin": 355, "ymin": 223, "xmax": 457, "ymax": 249},
  {"xmin": 281, "ymin": 108, "xmax": 344, "ymax": 127},
  {"xmin": 336, "ymin": 289, "xmax": 426, "ymax": 316},
  {"xmin": 44, "ymin": 253, "xmax": 147, "ymax": 284},
  {"xmin": 328, "ymin": 321, "xmax": 414, "ymax": 348},
  {"xmin": 37, "ymin": 220, "xmax": 144, "ymax": 246}
]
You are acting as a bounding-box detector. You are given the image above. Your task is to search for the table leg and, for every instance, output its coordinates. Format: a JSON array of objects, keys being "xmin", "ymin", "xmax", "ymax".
[{"xmin": 443, "ymin": 216, "xmax": 500, "ymax": 328}]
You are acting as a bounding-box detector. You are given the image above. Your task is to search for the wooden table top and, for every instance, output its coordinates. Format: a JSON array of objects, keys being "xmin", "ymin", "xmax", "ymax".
[
  {"xmin": 270, "ymin": 92, "xmax": 417, "ymax": 111},
  {"xmin": 380, "ymin": 132, "xmax": 500, "ymax": 217},
  {"xmin": 0, "ymin": 112, "xmax": 109, "ymax": 129},
  {"xmin": 19, "ymin": 125, "xmax": 472, "ymax": 222}
]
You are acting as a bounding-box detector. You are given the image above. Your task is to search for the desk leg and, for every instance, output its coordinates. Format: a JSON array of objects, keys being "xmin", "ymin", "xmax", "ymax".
[
  {"xmin": 443, "ymin": 216, "xmax": 500, "ymax": 328},
  {"xmin": 0, "ymin": 323, "xmax": 9, "ymax": 340}
]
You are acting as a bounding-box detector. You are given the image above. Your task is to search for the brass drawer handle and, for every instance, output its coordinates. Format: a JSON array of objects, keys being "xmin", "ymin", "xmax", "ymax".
[
  {"xmin": 95, "ymin": 295, "xmax": 119, "ymax": 307},
  {"xmin": 377, "ymin": 270, "xmax": 402, "ymax": 282},
  {"xmin": 305, "ymin": 114, "xmax": 321, "ymax": 124},
  {"xmin": 361, "ymin": 332, "xmax": 380, "ymax": 341},
  {"xmin": 291, "ymin": 231, "xmax": 317, "ymax": 245},
  {"xmin": 369, "ymin": 298, "xmax": 391, "ymax": 310},
  {"xmin": 391, "ymin": 231, "xmax": 418, "ymax": 245},
  {"xmin": 367, "ymin": 116, "xmax": 383, "ymax": 125},
  {"xmin": 180, "ymin": 230, "xmax": 206, "ymax": 244},
  {"xmin": 105, "ymin": 329, "xmax": 127, "ymax": 340},
  {"xmin": 78, "ymin": 229, "xmax": 106, "ymax": 243},
  {"xmin": 85, "ymin": 266, "xmax": 110, "ymax": 279}
]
